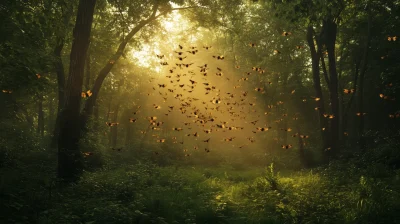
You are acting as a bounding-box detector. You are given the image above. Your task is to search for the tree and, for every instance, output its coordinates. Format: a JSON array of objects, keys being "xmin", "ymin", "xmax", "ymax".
[{"xmin": 57, "ymin": 0, "xmax": 97, "ymax": 181}]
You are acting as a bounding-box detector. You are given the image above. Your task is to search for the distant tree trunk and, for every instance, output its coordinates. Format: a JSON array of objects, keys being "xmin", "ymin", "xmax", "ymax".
[
  {"xmin": 298, "ymin": 136, "xmax": 308, "ymax": 167},
  {"xmin": 324, "ymin": 18, "xmax": 340, "ymax": 158},
  {"xmin": 281, "ymin": 72, "xmax": 289, "ymax": 145},
  {"xmin": 106, "ymin": 97, "xmax": 113, "ymax": 145},
  {"xmin": 37, "ymin": 96, "xmax": 44, "ymax": 137},
  {"xmin": 48, "ymin": 96, "xmax": 55, "ymax": 134},
  {"xmin": 125, "ymin": 119, "xmax": 132, "ymax": 146},
  {"xmin": 139, "ymin": 124, "xmax": 152, "ymax": 150},
  {"xmin": 85, "ymin": 51, "xmax": 91, "ymax": 90},
  {"xmin": 50, "ymin": 37, "xmax": 66, "ymax": 148},
  {"xmin": 306, "ymin": 25, "xmax": 330, "ymax": 154},
  {"xmin": 124, "ymin": 108, "xmax": 133, "ymax": 146},
  {"xmin": 57, "ymin": 0, "xmax": 96, "ymax": 182},
  {"xmin": 111, "ymin": 103, "xmax": 120, "ymax": 148},
  {"xmin": 296, "ymin": 123, "xmax": 310, "ymax": 167},
  {"xmin": 343, "ymin": 59, "xmax": 361, "ymax": 137},
  {"xmin": 268, "ymin": 72, "xmax": 280, "ymax": 152},
  {"xmin": 337, "ymin": 45, "xmax": 345, "ymax": 142},
  {"xmin": 94, "ymin": 103, "xmax": 99, "ymax": 131},
  {"xmin": 21, "ymin": 107, "xmax": 34, "ymax": 131},
  {"xmin": 357, "ymin": 13, "xmax": 372, "ymax": 151}
]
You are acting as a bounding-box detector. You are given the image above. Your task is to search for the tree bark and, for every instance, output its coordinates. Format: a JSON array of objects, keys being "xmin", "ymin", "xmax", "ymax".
[
  {"xmin": 306, "ymin": 25, "xmax": 330, "ymax": 153},
  {"xmin": 357, "ymin": 13, "xmax": 372, "ymax": 151},
  {"xmin": 48, "ymin": 96, "xmax": 55, "ymax": 134},
  {"xmin": 37, "ymin": 96, "xmax": 44, "ymax": 137},
  {"xmin": 320, "ymin": 53, "xmax": 330, "ymax": 87},
  {"xmin": 343, "ymin": 59, "xmax": 360, "ymax": 136},
  {"xmin": 85, "ymin": 50, "xmax": 91, "ymax": 90},
  {"xmin": 50, "ymin": 37, "xmax": 66, "ymax": 148},
  {"xmin": 324, "ymin": 18, "xmax": 340, "ymax": 158},
  {"xmin": 50, "ymin": 2, "xmax": 74, "ymax": 148},
  {"xmin": 57, "ymin": 0, "xmax": 96, "ymax": 182}
]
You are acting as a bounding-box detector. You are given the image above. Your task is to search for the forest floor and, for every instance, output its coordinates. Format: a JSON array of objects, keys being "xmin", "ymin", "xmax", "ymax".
[{"xmin": 1, "ymin": 144, "xmax": 400, "ymax": 224}]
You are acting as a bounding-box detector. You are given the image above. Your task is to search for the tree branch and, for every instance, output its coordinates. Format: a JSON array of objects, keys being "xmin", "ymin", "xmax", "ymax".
[
  {"xmin": 82, "ymin": 4, "xmax": 196, "ymax": 120},
  {"xmin": 153, "ymin": 6, "xmax": 198, "ymax": 20}
]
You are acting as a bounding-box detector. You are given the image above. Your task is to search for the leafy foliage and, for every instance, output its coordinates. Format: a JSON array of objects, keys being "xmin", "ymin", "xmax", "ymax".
[{"xmin": 1, "ymin": 0, "xmax": 400, "ymax": 223}]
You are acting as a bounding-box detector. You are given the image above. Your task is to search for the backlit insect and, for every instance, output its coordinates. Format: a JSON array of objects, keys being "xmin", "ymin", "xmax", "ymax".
[
  {"xmin": 343, "ymin": 89, "xmax": 355, "ymax": 94},
  {"xmin": 81, "ymin": 90, "xmax": 92, "ymax": 98},
  {"xmin": 82, "ymin": 152, "xmax": 94, "ymax": 157},
  {"xmin": 213, "ymin": 55, "xmax": 225, "ymax": 60},
  {"xmin": 106, "ymin": 122, "xmax": 119, "ymax": 126},
  {"xmin": 282, "ymin": 31, "xmax": 292, "ymax": 36}
]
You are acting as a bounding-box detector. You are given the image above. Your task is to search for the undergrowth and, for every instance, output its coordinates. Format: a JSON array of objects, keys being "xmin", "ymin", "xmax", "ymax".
[{"xmin": 1, "ymin": 138, "xmax": 400, "ymax": 223}]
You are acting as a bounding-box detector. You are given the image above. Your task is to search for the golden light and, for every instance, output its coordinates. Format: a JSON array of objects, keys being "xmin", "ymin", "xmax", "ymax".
[{"xmin": 130, "ymin": 10, "xmax": 196, "ymax": 72}]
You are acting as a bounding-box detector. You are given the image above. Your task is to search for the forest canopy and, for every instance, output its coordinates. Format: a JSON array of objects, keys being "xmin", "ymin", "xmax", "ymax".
[{"xmin": 0, "ymin": 0, "xmax": 400, "ymax": 223}]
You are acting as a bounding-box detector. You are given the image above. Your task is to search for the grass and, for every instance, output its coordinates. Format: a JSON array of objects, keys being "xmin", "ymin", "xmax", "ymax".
[{"xmin": 2, "ymin": 145, "xmax": 400, "ymax": 224}]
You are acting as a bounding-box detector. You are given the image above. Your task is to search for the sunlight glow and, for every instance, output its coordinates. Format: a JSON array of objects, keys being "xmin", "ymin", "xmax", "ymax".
[{"xmin": 130, "ymin": 10, "xmax": 197, "ymax": 73}]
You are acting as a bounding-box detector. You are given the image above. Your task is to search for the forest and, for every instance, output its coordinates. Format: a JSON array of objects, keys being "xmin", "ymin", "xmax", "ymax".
[{"xmin": 0, "ymin": 0, "xmax": 400, "ymax": 223}]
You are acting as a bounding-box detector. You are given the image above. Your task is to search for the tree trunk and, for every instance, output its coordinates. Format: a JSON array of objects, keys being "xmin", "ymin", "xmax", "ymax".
[
  {"xmin": 50, "ymin": 3, "xmax": 73, "ymax": 148},
  {"xmin": 296, "ymin": 125, "xmax": 310, "ymax": 167},
  {"xmin": 125, "ymin": 120, "xmax": 131, "ymax": 146},
  {"xmin": 48, "ymin": 96, "xmax": 55, "ymax": 134},
  {"xmin": 306, "ymin": 25, "xmax": 330, "ymax": 153},
  {"xmin": 85, "ymin": 50, "xmax": 91, "ymax": 90},
  {"xmin": 106, "ymin": 97, "xmax": 113, "ymax": 145},
  {"xmin": 111, "ymin": 103, "xmax": 120, "ymax": 148},
  {"xmin": 21, "ymin": 107, "xmax": 34, "ymax": 131},
  {"xmin": 324, "ymin": 19, "xmax": 340, "ymax": 158},
  {"xmin": 343, "ymin": 59, "xmax": 360, "ymax": 137},
  {"xmin": 50, "ymin": 37, "xmax": 66, "ymax": 148},
  {"xmin": 357, "ymin": 13, "xmax": 372, "ymax": 151},
  {"xmin": 124, "ymin": 108, "xmax": 133, "ymax": 146},
  {"xmin": 57, "ymin": 0, "xmax": 96, "ymax": 182},
  {"xmin": 281, "ymin": 71, "xmax": 289, "ymax": 146},
  {"xmin": 37, "ymin": 96, "xmax": 44, "ymax": 137}
]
